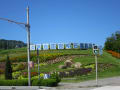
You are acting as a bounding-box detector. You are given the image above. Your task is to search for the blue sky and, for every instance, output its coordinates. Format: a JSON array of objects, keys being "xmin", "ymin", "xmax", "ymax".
[{"xmin": 0, "ymin": 0, "xmax": 120, "ymax": 46}]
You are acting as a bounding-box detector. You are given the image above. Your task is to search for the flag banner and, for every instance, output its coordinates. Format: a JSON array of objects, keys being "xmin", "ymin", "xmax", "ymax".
[
  {"xmin": 43, "ymin": 44, "xmax": 49, "ymax": 50},
  {"xmin": 65, "ymin": 43, "xmax": 71, "ymax": 49},
  {"xmin": 50, "ymin": 43, "xmax": 56, "ymax": 50},
  {"xmin": 30, "ymin": 45, "xmax": 36, "ymax": 50},
  {"xmin": 85, "ymin": 43, "xmax": 89, "ymax": 49},
  {"xmin": 89, "ymin": 43, "xmax": 93, "ymax": 48},
  {"xmin": 73, "ymin": 43, "xmax": 79, "ymax": 49},
  {"xmin": 36, "ymin": 44, "xmax": 41, "ymax": 50},
  {"xmin": 80, "ymin": 43, "xmax": 85, "ymax": 49},
  {"xmin": 58, "ymin": 43, "xmax": 64, "ymax": 49}
]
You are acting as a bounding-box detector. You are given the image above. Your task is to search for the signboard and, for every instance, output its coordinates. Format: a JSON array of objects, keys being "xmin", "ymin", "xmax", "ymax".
[
  {"xmin": 43, "ymin": 44, "xmax": 49, "ymax": 50},
  {"xmin": 80, "ymin": 43, "xmax": 85, "ymax": 49},
  {"xmin": 30, "ymin": 43, "xmax": 94, "ymax": 51},
  {"xmin": 58, "ymin": 43, "xmax": 64, "ymax": 49},
  {"xmin": 89, "ymin": 43, "xmax": 93, "ymax": 49},
  {"xmin": 36, "ymin": 44, "xmax": 41, "ymax": 50},
  {"xmin": 30, "ymin": 45, "xmax": 36, "ymax": 50},
  {"xmin": 85, "ymin": 43, "xmax": 89, "ymax": 49},
  {"xmin": 50, "ymin": 43, "xmax": 56, "ymax": 50},
  {"xmin": 99, "ymin": 46, "xmax": 103, "ymax": 55},
  {"xmin": 65, "ymin": 43, "xmax": 71, "ymax": 49},
  {"xmin": 73, "ymin": 43, "xmax": 79, "ymax": 49},
  {"xmin": 93, "ymin": 45, "xmax": 99, "ymax": 55}
]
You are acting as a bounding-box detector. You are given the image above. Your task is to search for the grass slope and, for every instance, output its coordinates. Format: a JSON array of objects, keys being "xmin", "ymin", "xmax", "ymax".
[{"xmin": 0, "ymin": 48, "xmax": 120, "ymax": 82}]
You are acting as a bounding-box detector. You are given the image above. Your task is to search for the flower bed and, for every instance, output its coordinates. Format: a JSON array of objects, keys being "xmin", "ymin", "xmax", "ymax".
[
  {"xmin": 58, "ymin": 68, "xmax": 92, "ymax": 78},
  {"xmin": 107, "ymin": 50, "xmax": 120, "ymax": 58},
  {"xmin": 0, "ymin": 72, "xmax": 61, "ymax": 86},
  {"xmin": 0, "ymin": 53, "xmax": 63, "ymax": 62}
]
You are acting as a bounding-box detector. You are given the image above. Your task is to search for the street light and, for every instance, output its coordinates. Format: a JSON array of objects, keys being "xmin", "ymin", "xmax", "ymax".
[{"xmin": 0, "ymin": 6, "xmax": 31, "ymax": 86}]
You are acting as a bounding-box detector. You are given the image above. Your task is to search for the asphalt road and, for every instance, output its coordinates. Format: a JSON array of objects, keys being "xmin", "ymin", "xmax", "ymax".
[{"xmin": 0, "ymin": 76, "xmax": 120, "ymax": 90}]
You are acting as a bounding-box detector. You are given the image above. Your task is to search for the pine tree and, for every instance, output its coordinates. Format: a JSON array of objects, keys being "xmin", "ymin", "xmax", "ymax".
[{"xmin": 5, "ymin": 55, "xmax": 12, "ymax": 80}]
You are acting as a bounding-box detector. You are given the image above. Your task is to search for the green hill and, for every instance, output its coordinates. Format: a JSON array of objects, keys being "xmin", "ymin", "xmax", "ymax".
[{"xmin": 0, "ymin": 48, "xmax": 120, "ymax": 82}]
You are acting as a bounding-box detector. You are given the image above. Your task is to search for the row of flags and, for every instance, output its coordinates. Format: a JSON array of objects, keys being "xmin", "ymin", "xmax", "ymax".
[{"xmin": 30, "ymin": 43, "xmax": 94, "ymax": 50}]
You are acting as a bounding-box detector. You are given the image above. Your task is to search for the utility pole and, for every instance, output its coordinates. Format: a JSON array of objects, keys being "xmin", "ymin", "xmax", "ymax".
[
  {"xmin": 93, "ymin": 45, "xmax": 99, "ymax": 86},
  {"xmin": 0, "ymin": 6, "xmax": 31, "ymax": 86},
  {"xmin": 95, "ymin": 53, "xmax": 98, "ymax": 86},
  {"xmin": 26, "ymin": 6, "xmax": 31, "ymax": 86}
]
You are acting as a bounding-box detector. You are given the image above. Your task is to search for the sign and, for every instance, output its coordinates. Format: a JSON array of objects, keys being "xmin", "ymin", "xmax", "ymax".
[
  {"xmin": 73, "ymin": 43, "xmax": 79, "ymax": 49},
  {"xmin": 30, "ymin": 42, "xmax": 94, "ymax": 51},
  {"xmin": 50, "ymin": 43, "xmax": 56, "ymax": 50},
  {"xmin": 43, "ymin": 44, "xmax": 49, "ymax": 50},
  {"xmin": 93, "ymin": 45, "xmax": 99, "ymax": 55},
  {"xmin": 99, "ymin": 46, "xmax": 103, "ymax": 55},
  {"xmin": 85, "ymin": 43, "xmax": 89, "ymax": 49},
  {"xmin": 80, "ymin": 43, "xmax": 85, "ymax": 49},
  {"xmin": 58, "ymin": 43, "xmax": 64, "ymax": 49},
  {"xmin": 36, "ymin": 44, "xmax": 41, "ymax": 50},
  {"xmin": 65, "ymin": 43, "xmax": 71, "ymax": 49},
  {"xmin": 89, "ymin": 43, "xmax": 93, "ymax": 49},
  {"xmin": 30, "ymin": 45, "xmax": 36, "ymax": 50}
]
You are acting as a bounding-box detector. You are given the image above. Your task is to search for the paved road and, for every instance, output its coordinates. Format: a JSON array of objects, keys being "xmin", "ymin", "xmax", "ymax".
[{"xmin": 0, "ymin": 76, "xmax": 120, "ymax": 90}]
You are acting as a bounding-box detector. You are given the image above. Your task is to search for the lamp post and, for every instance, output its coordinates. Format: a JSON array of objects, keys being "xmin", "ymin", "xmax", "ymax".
[{"xmin": 0, "ymin": 6, "xmax": 31, "ymax": 86}]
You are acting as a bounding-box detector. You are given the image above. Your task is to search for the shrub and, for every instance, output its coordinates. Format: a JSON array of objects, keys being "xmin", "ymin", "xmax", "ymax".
[
  {"xmin": 32, "ymin": 78, "xmax": 43, "ymax": 86},
  {"xmin": 5, "ymin": 55, "xmax": 12, "ymax": 80},
  {"xmin": 31, "ymin": 72, "xmax": 61, "ymax": 86},
  {"xmin": 50, "ymin": 72, "xmax": 61, "ymax": 83},
  {"xmin": 41, "ymin": 79, "xmax": 57, "ymax": 86},
  {"xmin": 32, "ymin": 78, "xmax": 57, "ymax": 86},
  {"xmin": 0, "ymin": 79, "xmax": 28, "ymax": 86},
  {"xmin": 12, "ymin": 71, "xmax": 21, "ymax": 79}
]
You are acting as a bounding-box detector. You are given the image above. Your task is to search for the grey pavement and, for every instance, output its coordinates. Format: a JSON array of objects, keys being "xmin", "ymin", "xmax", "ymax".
[{"xmin": 0, "ymin": 76, "xmax": 120, "ymax": 90}]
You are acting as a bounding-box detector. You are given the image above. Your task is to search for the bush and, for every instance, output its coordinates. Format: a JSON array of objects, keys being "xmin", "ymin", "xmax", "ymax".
[
  {"xmin": 5, "ymin": 55, "xmax": 12, "ymax": 80},
  {"xmin": 12, "ymin": 71, "xmax": 21, "ymax": 79},
  {"xmin": 0, "ymin": 79, "xmax": 28, "ymax": 86},
  {"xmin": 31, "ymin": 72, "xmax": 61, "ymax": 86},
  {"xmin": 32, "ymin": 78, "xmax": 43, "ymax": 86},
  {"xmin": 50, "ymin": 72, "xmax": 61, "ymax": 83},
  {"xmin": 41, "ymin": 79, "xmax": 57, "ymax": 86},
  {"xmin": 32, "ymin": 78, "xmax": 57, "ymax": 86}
]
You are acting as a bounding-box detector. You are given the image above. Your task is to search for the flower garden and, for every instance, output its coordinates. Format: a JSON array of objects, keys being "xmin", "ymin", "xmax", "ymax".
[
  {"xmin": 107, "ymin": 50, "xmax": 120, "ymax": 59},
  {"xmin": 0, "ymin": 48, "xmax": 120, "ymax": 86}
]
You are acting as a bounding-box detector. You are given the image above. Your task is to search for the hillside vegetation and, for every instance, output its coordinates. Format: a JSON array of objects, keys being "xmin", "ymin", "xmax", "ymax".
[
  {"xmin": 0, "ymin": 39, "xmax": 26, "ymax": 50},
  {"xmin": 0, "ymin": 48, "xmax": 120, "ymax": 83}
]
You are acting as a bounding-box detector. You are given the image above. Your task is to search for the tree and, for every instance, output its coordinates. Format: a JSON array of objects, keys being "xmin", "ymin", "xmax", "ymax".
[
  {"xmin": 5, "ymin": 55, "xmax": 12, "ymax": 80},
  {"xmin": 104, "ymin": 31, "xmax": 120, "ymax": 52}
]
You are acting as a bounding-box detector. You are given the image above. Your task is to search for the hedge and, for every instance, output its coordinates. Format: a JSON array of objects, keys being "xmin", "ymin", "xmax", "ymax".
[
  {"xmin": 32, "ymin": 78, "xmax": 57, "ymax": 86},
  {"xmin": 0, "ymin": 78, "xmax": 59, "ymax": 86},
  {"xmin": 0, "ymin": 79, "xmax": 28, "ymax": 86}
]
